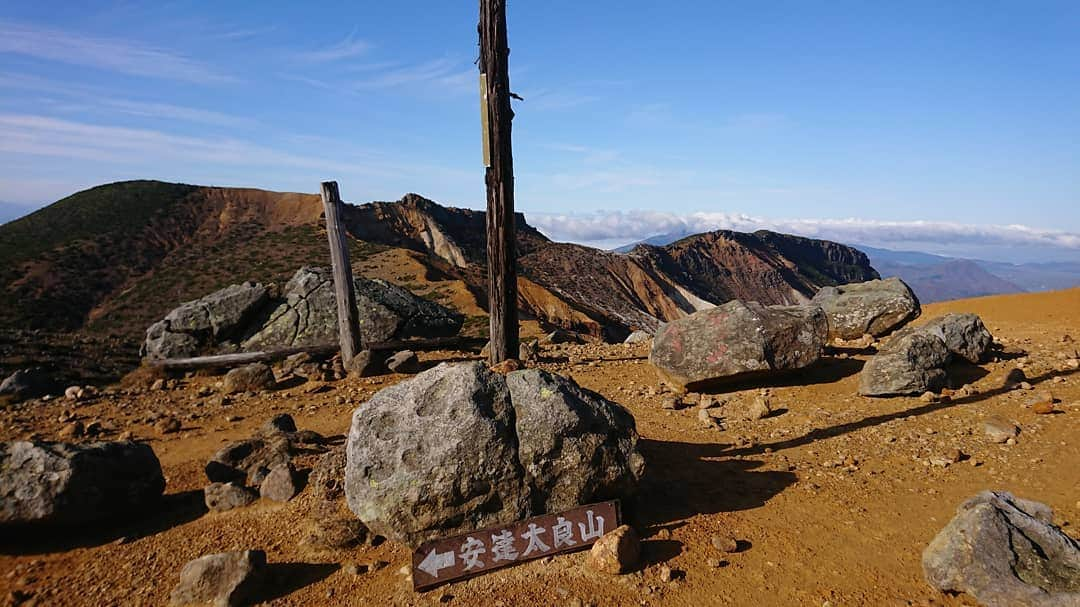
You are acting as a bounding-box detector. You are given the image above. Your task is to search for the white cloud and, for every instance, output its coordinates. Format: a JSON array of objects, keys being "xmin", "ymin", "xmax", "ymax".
[
  {"xmin": 294, "ymin": 34, "xmax": 371, "ymax": 63},
  {"xmin": 0, "ymin": 20, "xmax": 233, "ymax": 84},
  {"xmin": 526, "ymin": 209, "xmax": 1080, "ymax": 252}
]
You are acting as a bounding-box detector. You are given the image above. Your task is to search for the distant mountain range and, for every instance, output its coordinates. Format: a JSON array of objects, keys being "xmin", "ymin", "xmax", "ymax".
[
  {"xmin": 613, "ymin": 233, "xmax": 1080, "ymax": 303},
  {"xmin": 0, "ymin": 180, "xmax": 878, "ymax": 342}
]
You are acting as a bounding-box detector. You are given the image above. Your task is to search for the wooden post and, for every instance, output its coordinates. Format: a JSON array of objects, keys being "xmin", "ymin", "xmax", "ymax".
[
  {"xmin": 320, "ymin": 181, "xmax": 363, "ymax": 364},
  {"xmin": 479, "ymin": 0, "xmax": 519, "ymax": 364}
]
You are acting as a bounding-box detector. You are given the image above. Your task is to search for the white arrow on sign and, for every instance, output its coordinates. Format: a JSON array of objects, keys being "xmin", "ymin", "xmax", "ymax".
[{"xmin": 417, "ymin": 548, "xmax": 456, "ymax": 578}]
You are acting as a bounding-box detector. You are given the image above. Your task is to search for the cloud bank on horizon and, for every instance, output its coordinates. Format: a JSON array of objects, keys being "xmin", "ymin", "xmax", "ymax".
[{"xmin": 526, "ymin": 209, "xmax": 1080, "ymax": 262}]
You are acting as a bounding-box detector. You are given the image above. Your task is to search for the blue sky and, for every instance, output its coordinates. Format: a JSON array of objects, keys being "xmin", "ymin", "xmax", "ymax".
[{"xmin": 1, "ymin": 1, "xmax": 1078, "ymax": 260}]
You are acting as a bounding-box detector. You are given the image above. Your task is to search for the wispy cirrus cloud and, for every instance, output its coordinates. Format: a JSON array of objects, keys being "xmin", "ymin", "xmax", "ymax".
[
  {"xmin": 0, "ymin": 72, "xmax": 255, "ymax": 128},
  {"xmin": 0, "ymin": 113, "xmax": 472, "ymax": 187},
  {"xmin": 526, "ymin": 209, "xmax": 1080, "ymax": 252},
  {"xmin": 0, "ymin": 20, "xmax": 233, "ymax": 84},
  {"xmin": 294, "ymin": 33, "xmax": 371, "ymax": 63},
  {"xmin": 283, "ymin": 56, "xmax": 474, "ymax": 95}
]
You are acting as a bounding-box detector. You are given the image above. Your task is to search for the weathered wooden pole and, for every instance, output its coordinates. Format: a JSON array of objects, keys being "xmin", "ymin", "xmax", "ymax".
[
  {"xmin": 320, "ymin": 180, "xmax": 363, "ymax": 364},
  {"xmin": 479, "ymin": 0, "xmax": 519, "ymax": 363}
]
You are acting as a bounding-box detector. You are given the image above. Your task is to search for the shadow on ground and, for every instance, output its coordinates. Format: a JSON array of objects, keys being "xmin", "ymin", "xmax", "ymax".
[
  {"xmin": 693, "ymin": 356, "xmax": 866, "ymax": 394},
  {"xmin": 0, "ymin": 489, "xmax": 207, "ymax": 555},
  {"xmin": 251, "ymin": 562, "xmax": 340, "ymax": 603},
  {"xmin": 630, "ymin": 439, "xmax": 797, "ymax": 530},
  {"xmin": 723, "ymin": 366, "xmax": 1077, "ymax": 458}
]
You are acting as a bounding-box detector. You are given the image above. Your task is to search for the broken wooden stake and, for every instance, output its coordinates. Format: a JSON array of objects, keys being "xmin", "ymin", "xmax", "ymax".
[{"xmin": 320, "ymin": 180, "xmax": 363, "ymax": 364}]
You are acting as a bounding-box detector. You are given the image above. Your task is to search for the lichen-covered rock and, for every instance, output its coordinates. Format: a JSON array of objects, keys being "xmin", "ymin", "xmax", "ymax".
[
  {"xmin": 922, "ymin": 491, "xmax": 1080, "ymax": 607},
  {"xmin": 143, "ymin": 282, "xmax": 269, "ymax": 360},
  {"xmin": 858, "ymin": 331, "xmax": 950, "ymax": 396},
  {"xmin": 859, "ymin": 312, "xmax": 995, "ymax": 397},
  {"xmin": 811, "ymin": 277, "xmax": 921, "ymax": 340},
  {"xmin": 906, "ymin": 313, "xmax": 993, "ymax": 363},
  {"xmin": 506, "ymin": 369, "xmax": 644, "ymax": 512},
  {"xmin": 243, "ymin": 266, "xmax": 463, "ymax": 350},
  {"xmin": 0, "ymin": 441, "xmax": 165, "ymax": 525},
  {"xmin": 222, "ymin": 363, "xmax": 276, "ymax": 394},
  {"xmin": 344, "ymin": 362, "xmax": 645, "ymax": 548},
  {"xmin": 649, "ymin": 301, "xmax": 828, "ymax": 391},
  {"xmin": 169, "ymin": 550, "xmax": 266, "ymax": 607}
]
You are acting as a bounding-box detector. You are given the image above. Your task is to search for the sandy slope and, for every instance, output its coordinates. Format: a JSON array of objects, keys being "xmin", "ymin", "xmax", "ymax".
[{"xmin": 1, "ymin": 288, "xmax": 1078, "ymax": 606}]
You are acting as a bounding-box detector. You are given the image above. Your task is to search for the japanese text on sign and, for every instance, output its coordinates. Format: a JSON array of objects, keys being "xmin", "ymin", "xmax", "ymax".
[{"xmin": 411, "ymin": 501, "xmax": 619, "ymax": 590}]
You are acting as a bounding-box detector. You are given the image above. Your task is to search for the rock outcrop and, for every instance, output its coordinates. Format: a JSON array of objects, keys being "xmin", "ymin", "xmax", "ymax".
[
  {"xmin": 243, "ymin": 266, "xmax": 463, "ymax": 350},
  {"xmin": 810, "ymin": 277, "xmax": 921, "ymax": 340},
  {"xmin": 344, "ymin": 362, "xmax": 644, "ymax": 547},
  {"xmin": 0, "ymin": 441, "xmax": 165, "ymax": 525},
  {"xmin": 649, "ymin": 301, "xmax": 828, "ymax": 391},
  {"xmin": 923, "ymin": 491, "xmax": 1080, "ymax": 607},
  {"xmin": 143, "ymin": 266, "xmax": 463, "ymax": 360},
  {"xmin": 143, "ymin": 282, "xmax": 270, "ymax": 360}
]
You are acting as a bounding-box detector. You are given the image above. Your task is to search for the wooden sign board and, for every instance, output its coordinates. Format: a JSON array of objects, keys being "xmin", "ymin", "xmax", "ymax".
[{"xmin": 411, "ymin": 501, "xmax": 620, "ymax": 591}]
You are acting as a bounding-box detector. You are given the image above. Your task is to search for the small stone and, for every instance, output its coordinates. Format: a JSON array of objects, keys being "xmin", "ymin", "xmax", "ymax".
[
  {"xmin": 259, "ymin": 464, "xmax": 300, "ymax": 502},
  {"xmin": 585, "ymin": 525, "xmax": 640, "ymax": 574},
  {"xmin": 658, "ymin": 565, "xmax": 673, "ymax": 583},
  {"xmin": 59, "ymin": 421, "xmax": 84, "ymax": 439},
  {"xmin": 655, "ymin": 528, "xmax": 671, "ymax": 540},
  {"xmin": 710, "ymin": 534, "xmax": 739, "ymax": 553},
  {"xmin": 64, "ymin": 386, "xmax": 85, "ymax": 401},
  {"xmin": 1032, "ymin": 401, "xmax": 1055, "ymax": 415},
  {"xmin": 489, "ymin": 359, "xmax": 522, "ymax": 374},
  {"xmin": 155, "ymin": 417, "xmax": 181, "ymax": 435},
  {"xmin": 169, "ymin": 550, "xmax": 266, "ymax": 607},
  {"xmin": 204, "ymin": 482, "xmax": 258, "ymax": 512},
  {"xmin": 745, "ymin": 396, "xmax": 772, "ymax": 421},
  {"xmin": 698, "ymin": 408, "xmax": 718, "ymax": 428},
  {"xmin": 1018, "ymin": 381, "xmax": 1033, "ymax": 391},
  {"xmin": 386, "ymin": 350, "xmax": 420, "ymax": 374},
  {"xmin": 706, "ymin": 558, "xmax": 722, "ymax": 568},
  {"xmin": 983, "ymin": 417, "xmax": 1017, "ymax": 444},
  {"xmin": 262, "ymin": 413, "xmax": 296, "ymax": 434},
  {"xmin": 919, "ymin": 391, "xmax": 937, "ymax": 403}
]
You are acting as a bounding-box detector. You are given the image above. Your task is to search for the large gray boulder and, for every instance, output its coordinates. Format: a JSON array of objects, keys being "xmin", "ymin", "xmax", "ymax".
[
  {"xmin": 507, "ymin": 369, "xmax": 645, "ymax": 512},
  {"xmin": 903, "ymin": 313, "xmax": 993, "ymax": 363},
  {"xmin": 143, "ymin": 282, "xmax": 269, "ymax": 360},
  {"xmin": 649, "ymin": 300, "xmax": 828, "ymax": 391},
  {"xmin": 0, "ymin": 441, "xmax": 165, "ymax": 525},
  {"xmin": 811, "ymin": 277, "xmax": 921, "ymax": 340},
  {"xmin": 344, "ymin": 361, "xmax": 529, "ymax": 547},
  {"xmin": 923, "ymin": 491, "xmax": 1080, "ymax": 607},
  {"xmin": 859, "ymin": 313, "xmax": 995, "ymax": 396},
  {"xmin": 344, "ymin": 362, "xmax": 644, "ymax": 547},
  {"xmin": 243, "ymin": 266, "xmax": 463, "ymax": 350},
  {"xmin": 858, "ymin": 331, "xmax": 950, "ymax": 396}
]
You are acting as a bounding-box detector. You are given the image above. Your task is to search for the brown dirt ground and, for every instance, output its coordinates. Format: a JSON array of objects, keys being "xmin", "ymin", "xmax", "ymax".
[{"xmin": 2, "ymin": 288, "xmax": 1078, "ymax": 606}]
